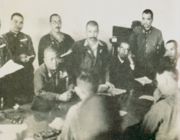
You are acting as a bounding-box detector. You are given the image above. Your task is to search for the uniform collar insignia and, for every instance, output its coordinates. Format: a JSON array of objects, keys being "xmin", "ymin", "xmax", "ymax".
[{"xmin": 143, "ymin": 27, "xmax": 153, "ymax": 34}]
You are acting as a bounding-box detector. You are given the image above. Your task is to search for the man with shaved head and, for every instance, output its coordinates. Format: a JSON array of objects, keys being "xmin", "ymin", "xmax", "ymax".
[
  {"xmin": 34, "ymin": 46, "xmax": 73, "ymax": 106},
  {"xmin": 59, "ymin": 71, "xmax": 120, "ymax": 140},
  {"xmin": 70, "ymin": 20, "xmax": 110, "ymax": 85},
  {"xmin": 142, "ymin": 68, "xmax": 179, "ymax": 140}
]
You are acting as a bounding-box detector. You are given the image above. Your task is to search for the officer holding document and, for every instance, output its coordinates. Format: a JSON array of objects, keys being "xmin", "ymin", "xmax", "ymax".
[{"xmin": 3, "ymin": 13, "xmax": 35, "ymax": 105}]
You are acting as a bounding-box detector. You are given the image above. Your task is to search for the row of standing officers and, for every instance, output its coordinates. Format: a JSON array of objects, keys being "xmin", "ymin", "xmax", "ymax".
[{"xmin": 0, "ymin": 9, "xmax": 165, "ymax": 107}]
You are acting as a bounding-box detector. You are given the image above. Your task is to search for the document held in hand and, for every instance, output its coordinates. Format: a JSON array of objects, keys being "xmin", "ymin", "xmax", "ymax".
[
  {"xmin": 135, "ymin": 76, "xmax": 152, "ymax": 86},
  {"xmin": 0, "ymin": 60, "xmax": 24, "ymax": 78}
]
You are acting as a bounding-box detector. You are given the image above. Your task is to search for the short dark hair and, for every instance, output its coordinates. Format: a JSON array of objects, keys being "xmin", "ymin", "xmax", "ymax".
[
  {"xmin": 166, "ymin": 40, "xmax": 178, "ymax": 48},
  {"xmin": 11, "ymin": 12, "xmax": 24, "ymax": 20},
  {"xmin": 49, "ymin": 13, "xmax": 61, "ymax": 22},
  {"xmin": 142, "ymin": 9, "xmax": 153, "ymax": 19},
  {"xmin": 86, "ymin": 20, "xmax": 99, "ymax": 29}
]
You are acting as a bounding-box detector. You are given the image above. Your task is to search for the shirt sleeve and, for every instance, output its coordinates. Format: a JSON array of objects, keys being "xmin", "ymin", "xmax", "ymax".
[
  {"xmin": 38, "ymin": 37, "xmax": 46, "ymax": 65},
  {"xmin": 157, "ymin": 31, "xmax": 165, "ymax": 57},
  {"xmin": 27, "ymin": 35, "xmax": 36, "ymax": 63},
  {"xmin": 0, "ymin": 38, "xmax": 12, "ymax": 67},
  {"xmin": 129, "ymin": 33, "xmax": 138, "ymax": 56},
  {"xmin": 142, "ymin": 101, "xmax": 169, "ymax": 134},
  {"xmin": 59, "ymin": 105, "xmax": 78, "ymax": 140}
]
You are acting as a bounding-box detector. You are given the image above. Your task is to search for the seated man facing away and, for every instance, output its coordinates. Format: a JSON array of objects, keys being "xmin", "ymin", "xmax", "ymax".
[
  {"xmin": 142, "ymin": 68, "xmax": 179, "ymax": 140},
  {"xmin": 33, "ymin": 46, "xmax": 73, "ymax": 111},
  {"xmin": 154, "ymin": 40, "xmax": 178, "ymax": 102},
  {"xmin": 59, "ymin": 71, "xmax": 121, "ymax": 140},
  {"xmin": 109, "ymin": 41, "xmax": 135, "ymax": 90}
]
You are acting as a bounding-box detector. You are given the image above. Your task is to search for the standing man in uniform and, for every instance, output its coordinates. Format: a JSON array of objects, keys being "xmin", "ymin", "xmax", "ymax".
[
  {"xmin": 3, "ymin": 13, "xmax": 35, "ymax": 105},
  {"xmin": 130, "ymin": 9, "xmax": 165, "ymax": 79},
  {"xmin": 0, "ymin": 19, "xmax": 11, "ymax": 68},
  {"xmin": 38, "ymin": 13, "xmax": 74, "ymax": 67},
  {"xmin": 0, "ymin": 18, "xmax": 12, "ymax": 106},
  {"xmin": 70, "ymin": 20, "xmax": 110, "ymax": 85}
]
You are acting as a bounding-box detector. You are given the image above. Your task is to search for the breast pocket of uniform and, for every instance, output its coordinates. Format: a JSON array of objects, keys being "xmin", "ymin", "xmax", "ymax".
[
  {"xmin": 146, "ymin": 40, "xmax": 157, "ymax": 54},
  {"xmin": 20, "ymin": 38, "xmax": 28, "ymax": 47}
]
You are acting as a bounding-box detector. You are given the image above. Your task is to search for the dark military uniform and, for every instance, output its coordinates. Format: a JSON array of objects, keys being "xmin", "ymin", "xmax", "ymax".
[
  {"xmin": 34, "ymin": 63, "xmax": 69, "ymax": 100},
  {"xmin": 0, "ymin": 36, "xmax": 12, "ymax": 103},
  {"xmin": 3, "ymin": 31, "xmax": 35, "ymax": 106},
  {"xmin": 38, "ymin": 33, "xmax": 74, "ymax": 65},
  {"xmin": 32, "ymin": 63, "xmax": 72, "ymax": 111},
  {"xmin": 129, "ymin": 26, "xmax": 165, "ymax": 79},
  {"xmin": 71, "ymin": 39, "xmax": 110, "ymax": 84},
  {"xmin": 3, "ymin": 31, "xmax": 35, "ymax": 64},
  {"xmin": 109, "ymin": 56, "xmax": 134, "ymax": 89}
]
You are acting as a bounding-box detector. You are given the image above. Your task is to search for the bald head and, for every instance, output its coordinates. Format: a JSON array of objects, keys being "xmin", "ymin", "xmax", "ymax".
[
  {"xmin": 43, "ymin": 47, "xmax": 59, "ymax": 70},
  {"xmin": 156, "ymin": 70, "xmax": 178, "ymax": 96},
  {"xmin": 44, "ymin": 46, "xmax": 58, "ymax": 58},
  {"xmin": 86, "ymin": 20, "xmax": 99, "ymax": 43}
]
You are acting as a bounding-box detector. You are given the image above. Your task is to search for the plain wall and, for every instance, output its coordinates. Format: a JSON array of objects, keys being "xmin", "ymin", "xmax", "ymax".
[{"xmin": 0, "ymin": 0, "xmax": 180, "ymax": 69}]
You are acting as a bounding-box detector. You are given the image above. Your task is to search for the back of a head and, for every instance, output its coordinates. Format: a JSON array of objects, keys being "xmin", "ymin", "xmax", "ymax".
[
  {"xmin": 77, "ymin": 95, "xmax": 120, "ymax": 140},
  {"xmin": 156, "ymin": 70, "xmax": 178, "ymax": 97}
]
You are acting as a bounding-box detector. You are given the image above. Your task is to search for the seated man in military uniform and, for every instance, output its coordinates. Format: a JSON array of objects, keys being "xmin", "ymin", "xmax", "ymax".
[
  {"xmin": 34, "ymin": 46, "xmax": 73, "ymax": 111},
  {"xmin": 59, "ymin": 71, "xmax": 120, "ymax": 140},
  {"xmin": 70, "ymin": 20, "xmax": 110, "ymax": 85},
  {"xmin": 142, "ymin": 69, "xmax": 179, "ymax": 140},
  {"xmin": 162, "ymin": 40, "xmax": 178, "ymax": 72},
  {"xmin": 109, "ymin": 41, "xmax": 135, "ymax": 90}
]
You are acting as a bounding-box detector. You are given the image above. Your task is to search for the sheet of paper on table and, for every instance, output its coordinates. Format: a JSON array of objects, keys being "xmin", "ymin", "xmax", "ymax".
[
  {"xmin": 135, "ymin": 76, "xmax": 152, "ymax": 86},
  {"xmin": 98, "ymin": 84, "xmax": 126, "ymax": 96},
  {"xmin": 109, "ymin": 88, "xmax": 127, "ymax": 96},
  {"xmin": 0, "ymin": 60, "xmax": 24, "ymax": 78},
  {"xmin": 0, "ymin": 124, "xmax": 27, "ymax": 140}
]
